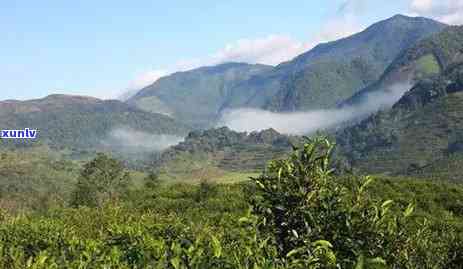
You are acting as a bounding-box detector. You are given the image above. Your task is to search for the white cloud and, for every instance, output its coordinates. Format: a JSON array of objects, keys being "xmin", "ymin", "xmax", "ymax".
[
  {"xmin": 118, "ymin": 69, "xmax": 168, "ymax": 100},
  {"xmin": 308, "ymin": 18, "xmax": 363, "ymax": 48},
  {"xmin": 117, "ymin": 1, "xmax": 365, "ymax": 99},
  {"xmin": 409, "ymin": 0, "xmax": 463, "ymax": 24},
  {"xmin": 103, "ymin": 127, "xmax": 184, "ymax": 152},
  {"xmin": 127, "ymin": 69, "xmax": 168, "ymax": 91},
  {"xmin": 172, "ymin": 21, "xmax": 362, "ymax": 71},
  {"xmin": 218, "ymin": 83, "xmax": 412, "ymax": 135},
  {"xmin": 210, "ymin": 35, "xmax": 311, "ymax": 66},
  {"xmin": 171, "ymin": 35, "xmax": 311, "ymax": 69}
]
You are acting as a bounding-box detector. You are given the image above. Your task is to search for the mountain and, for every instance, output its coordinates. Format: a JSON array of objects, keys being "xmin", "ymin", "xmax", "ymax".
[
  {"xmin": 333, "ymin": 26, "xmax": 463, "ymax": 178},
  {"xmin": 223, "ymin": 15, "xmax": 447, "ymax": 112},
  {"xmin": 128, "ymin": 15, "xmax": 445, "ymax": 129},
  {"xmin": 0, "ymin": 94, "xmax": 189, "ymax": 154},
  {"xmin": 336, "ymin": 60, "xmax": 463, "ymax": 178},
  {"xmin": 344, "ymin": 25, "xmax": 463, "ymax": 107},
  {"xmin": 127, "ymin": 63, "xmax": 272, "ymax": 128}
]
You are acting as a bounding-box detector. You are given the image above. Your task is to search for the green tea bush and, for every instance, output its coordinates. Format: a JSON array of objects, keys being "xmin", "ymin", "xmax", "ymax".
[
  {"xmin": 248, "ymin": 137, "xmax": 452, "ymax": 268},
  {"xmin": 0, "ymin": 138, "xmax": 462, "ymax": 268}
]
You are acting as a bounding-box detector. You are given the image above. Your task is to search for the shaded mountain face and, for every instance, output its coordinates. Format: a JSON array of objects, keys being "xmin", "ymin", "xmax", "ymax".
[
  {"xmin": 343, "ymin": 25, "xmax": 463, "ymax": 107},
  {"xmin": 336, "ymin": 62, "xmax": 463, "ymax": 178},
  {"xmin": 223, "ymin": 15, "xmax": 446, "ymax": 112},
  {"xmin": 127, "ymin": 63, "xmax": 272, "ymax": 129},
  {"xmin": 0, "ymin": 94, "xmax": 189, "ymax": 153}
]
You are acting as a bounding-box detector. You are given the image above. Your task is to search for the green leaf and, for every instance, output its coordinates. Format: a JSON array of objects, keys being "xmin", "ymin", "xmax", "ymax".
[
  {"xmin": 286, "ymin": 248, "xmax": 303, "ymax": 258},
  {"xmin": 255, "ymin": 180, "xmax": 265, "ymax": 189},
  {"xmin": 381, "ymin": 200, "xmax": 394, "ymax": 209},
  {"xmin": 404, "ymin": 203, "xmax": 415, "ymax": 217},
  {"xmin": 355, "ymin": 254, "xmax": 365, "ymax": 269},
  {"xmin": 238, "ymin": 217, "xmax": 249, "ymax": 222},
  {"xmin": 291, "ymin": 229, "xmax": 299, "ymax": 238},
  {"xmin": 171, "ymin": 257, "xmax": 181, "ymax": 269},
  {"xmin": 367, "ymin": 257, "xmax": 387, "ymax": 265},
  {"xmin": 312, "ymin": 240, "xmax": 333, "ymax": 248},
  {"xmin": 359, "ymin": 176, "xmax": 374, "ymax": 193},
  {"xmin": 211, "ymin": 235, "xmax": 222, "ymax": 258}
]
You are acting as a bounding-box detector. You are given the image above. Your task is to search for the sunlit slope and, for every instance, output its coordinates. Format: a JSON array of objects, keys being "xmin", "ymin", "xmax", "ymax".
[
  {"xmin": 0, "ymin": 94, "xmax": 189, "ymax": 152},
  {"xmin": 225, "ymin": 15, "xmax": 446, "ymax": 111},
  {"xmin": 344, "ymin": 25, "xmax": 463, "ymax": 106},
  {"xmin": 128, "ymin": 63, "xmax": 272, "ymax": 128}
]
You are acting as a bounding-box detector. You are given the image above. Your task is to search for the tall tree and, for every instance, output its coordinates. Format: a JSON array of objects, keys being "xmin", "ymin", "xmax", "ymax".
[{"xmin": 71, "ymin": 153, "xmax": 129, "ymax": 207}]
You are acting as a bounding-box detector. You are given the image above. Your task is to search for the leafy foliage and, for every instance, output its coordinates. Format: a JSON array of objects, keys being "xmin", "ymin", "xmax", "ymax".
[
  {"xmin": 0, "ymin": 138, "xmax": 462, "ymax": 268},
  {"xmin": 249, "ymin": 137, "xmax": 448, "ymax": 268},
  {"xmin": 71, "ymin": 153, "xmax": 130, "ymax": 207}
]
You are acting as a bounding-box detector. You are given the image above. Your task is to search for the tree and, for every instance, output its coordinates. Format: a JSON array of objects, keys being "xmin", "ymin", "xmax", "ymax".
[
  {"xmin": 144, "ymin": 172, "xmax": 160, "ymax": 190},
  {"xmin": 70, "ymin": 153, "xmax": 129, "ymax": 207},
  {"xmin": 248, "ymin": 137, "xmax": 440, "ymax": 268}
]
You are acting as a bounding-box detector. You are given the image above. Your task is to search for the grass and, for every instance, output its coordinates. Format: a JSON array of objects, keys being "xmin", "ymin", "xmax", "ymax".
[{"xmin": 414, "ymin": 54, "xmax": 441, "ymax": 79}]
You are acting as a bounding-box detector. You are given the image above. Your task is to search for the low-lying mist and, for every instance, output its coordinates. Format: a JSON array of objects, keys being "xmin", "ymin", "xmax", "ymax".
[
  {"xmin": 102, "ymin": 127, "xmax": 184, "ymax": 153},
  {"xmin": 218, "ymin": 83, "xmax": 411, "ymax": 135}
]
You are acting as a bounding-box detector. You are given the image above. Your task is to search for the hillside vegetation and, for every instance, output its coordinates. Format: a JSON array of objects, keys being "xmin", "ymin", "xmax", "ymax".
[
  {"xmin": 337, "ymin": 62, "xmax": 463, "ymax": 176},
  {"xmin": 129, "ymin": 15, "xmax": 445, "ymax": 129},
  {"xmin": 149, "ymin": 127, "xmax": 300, "ymax": 181},
  {"xmin": 2, "ymin": 15, "xmax": 463, "ymax": 268},
  {"xmin": 226, "ymin": 15, "xmax": 446, "ymax": 112},
  {"xmin": 0, "ymin": 94, "xmax": 189, "ymax": 154},
  {"xmin": 128, "ymin": 63, "xmax": 272, "ymax": 128},
  {"xmin": 344, "ymin": 25, "xmax": 463, "ymax": 106},
  {"xmin": 0, "ymin": 138, "xmax": 462, "ymax": 268}
]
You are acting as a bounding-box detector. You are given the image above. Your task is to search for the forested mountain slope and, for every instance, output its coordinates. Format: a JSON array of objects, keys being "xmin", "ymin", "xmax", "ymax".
[
  {"xmin": 224, "ymin": 15, "xmax": 446, "ymax": 112},
  {"xmin": 337, "ymin": 63, "xmax": 463, "ymax": 178},
  {"xmin": 128, "ymin": 63, "xmax": 272, "ymax": 128},
  {"xmin": 0, "ymin": 94, "xmax": 189, "ymax": 153},
  {"xmin": 343, "ymin": 25, "xmax": 463, "ymax": 107}
]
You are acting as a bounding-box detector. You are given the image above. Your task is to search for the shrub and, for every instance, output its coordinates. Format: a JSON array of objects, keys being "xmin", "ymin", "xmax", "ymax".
[{"xmin": 248, "ymin": 137, "xmax": 447, "ymax": 268}]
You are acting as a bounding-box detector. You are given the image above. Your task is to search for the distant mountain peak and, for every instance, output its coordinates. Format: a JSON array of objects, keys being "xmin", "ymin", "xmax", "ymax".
[{"xmin": 128, "ymin": 15, "xmax": 447, "ymax": 127}]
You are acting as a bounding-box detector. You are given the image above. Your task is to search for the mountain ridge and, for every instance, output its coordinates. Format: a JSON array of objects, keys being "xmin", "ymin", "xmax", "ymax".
[
  {"xmin": 0, "ymin": 94, "xmax": 190, "ymax": 154},
  {"xmin": 128, "ymin": 14, "xmax": 447, "ymax": 129},
  {"xmin": 128, "ymin": 62, "xmax": 272, "ymax": 128},
  {"xmin": 225, "ymin": 14, "xmax": 447, "ymax": 112}
]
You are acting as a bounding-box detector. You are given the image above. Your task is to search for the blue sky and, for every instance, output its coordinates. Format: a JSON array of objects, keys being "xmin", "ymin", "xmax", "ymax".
[{"xmin": 1, "ymin": 0, "xmax": 460, "ymax": 100}]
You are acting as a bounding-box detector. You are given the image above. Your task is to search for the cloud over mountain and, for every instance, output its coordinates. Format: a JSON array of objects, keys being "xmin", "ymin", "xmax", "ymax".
[{"xmin": 410, "ymin": 0, "xmax": 463, "ymax": 24}]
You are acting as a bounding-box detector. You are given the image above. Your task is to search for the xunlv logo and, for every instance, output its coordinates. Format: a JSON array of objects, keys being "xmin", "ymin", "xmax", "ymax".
[{"xmin": 0, "ymin": 128, "xmax": 38, "ymax": 139}]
